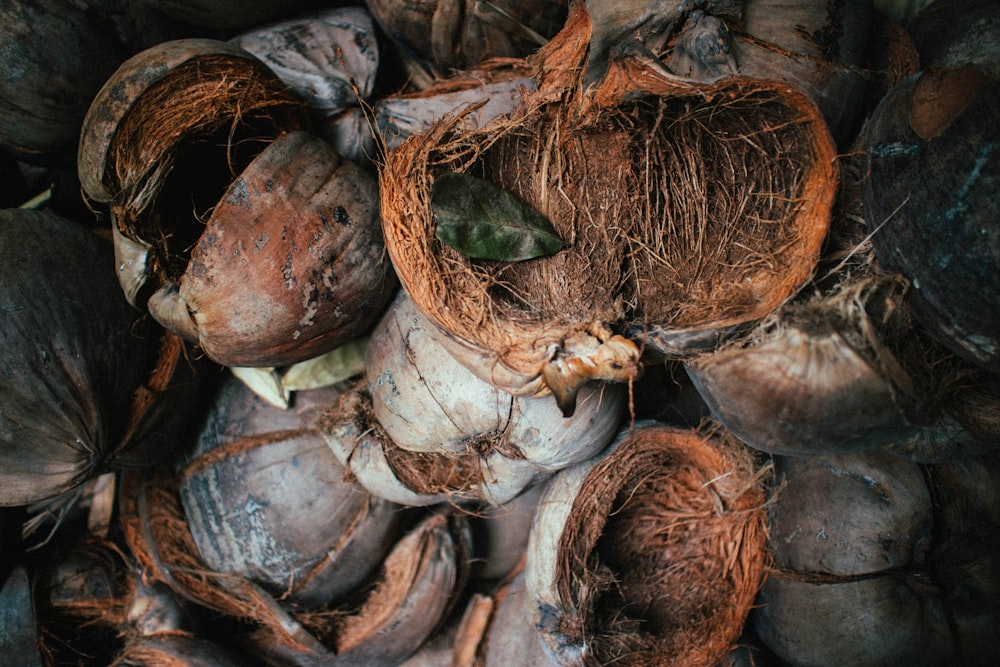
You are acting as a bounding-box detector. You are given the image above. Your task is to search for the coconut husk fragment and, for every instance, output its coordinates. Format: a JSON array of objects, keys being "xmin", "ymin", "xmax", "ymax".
[
  {"xmin": 526, "ymin": 422, "xmax": 768, "ymax": 666},
  {"xmin": 380, "ymin": 0, "xmax": 837, "ymax": 410}
]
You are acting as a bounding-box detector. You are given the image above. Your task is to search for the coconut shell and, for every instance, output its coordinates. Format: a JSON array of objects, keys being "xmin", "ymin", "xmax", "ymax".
[
  {"xmin": 113, "ymin": 634, "xmax": 246, "ymax": 667},
  {"xmin": 685, "ymin": 275, "xmax": 946, "ymax": 456},
  {"xmin": 525, "ymin": 422, "xmax": 768, "ymax": 667},
  {"xmin": 863, "ymin": 65, "xmax": 1000, "ymax": 372},
  {"xmin": 151, "ymin": 129, "xmax": 397, "ymax": 367},
  {"xmin": 0, "ymin": 0, "xmax": 129, "ymax": 164},
  {"xmin": 482, "ymin": 572, "xmax": 557, "ymax": 667},
  {"xmin": 753, "ymin": 573, "xmax": 954, "ymax": 666},
  {"xmin": 179, "ymin": 376, "xmax": 400, "ymax": 610},
  {"xmin": 907, "ymin": 0, "xmax": 1000, "ymax": 74},
  {"xmin": 379, "ymin": 2, "xmax": 836, "ymax": 408},
  {"xmin": 0, "ymin": 209, "xmax": 203, "ymax": 508}
]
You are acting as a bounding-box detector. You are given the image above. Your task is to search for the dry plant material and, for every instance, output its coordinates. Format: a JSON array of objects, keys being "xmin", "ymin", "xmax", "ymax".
[
  {"xmin": 380, "ymin": 1, "xmax": 836, "ymax": 409},
  {"xmin": 0, "ymin": 209, "xmax": 203, "ymax": 509},
  {"xmin": 686, "ymin": 274, "xmax": 971, "ymax": 456},
  {"xmin": 863, "ymin": 65, "xmax": 1000, "ymax": 373},
  {"xmin": 178, "ymin": 377, "xmax": 400, "ymax": 610},
  {"xmin": 111, "ymin": 634, "xmax": 245, "ymax": 666},
  {"xmin": 754, "ymin": 449, "xmax": 955, "ymax": 665},
  {"xmin": 526, "ymin": 423, "xmax": 767, "ymax": 667}
]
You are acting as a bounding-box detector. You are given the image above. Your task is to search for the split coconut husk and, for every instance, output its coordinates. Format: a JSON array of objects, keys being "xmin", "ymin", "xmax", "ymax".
[
  {"xmin": 753, "ymin": 449, "xmax": 955, "ymax": 665},
  {"xmin": 863, "ymin": 64, "xmax": 1000, "ymax": 372},
  {"xmin": 379, "ymin": 0, "xmax": 837, "ymax": 413},
  {"xmin": 120, "ymin": 467, "xmax": 473, "ymax": 666},
  {"xmin": 525, "ymin": 422, "xmax": 768, "ymax": 667},
  {"xmin": 0, "ymin": 209, "xmax": 206, "ymax": 509},
  {"xmin": 685, "ymin": 274, "xmax": 969, "ymax": 456},
  {"xmin": 78, "ymin": 39, "xmax": 397, "ymax": 368},
  {"xmin": 111, "ymin": 634, "xmax": 246, "ymax": 667},
  {"xmin": 178, "ymin": 376, "xmax": 401, "ymax": 610}
]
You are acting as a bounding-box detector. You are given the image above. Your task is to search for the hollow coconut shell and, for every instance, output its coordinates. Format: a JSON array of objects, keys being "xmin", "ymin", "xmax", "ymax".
[
  {"xmin": 862, "ymin": 65, "xmax": 1000, "ymax": 372},
  {"xmin": 379, "ymin": 0, "xmax": 837, "ymax": 411},
  {"xmin": 685, "ymin": 274, "xmax": 949, "ymax": 456},
  {"xmin": 0, "ymin": 209, "xmax": 204, "ymax": 508},
  {"xmin": 147, "ymin": 129, "xmax": 397, "ymax": 368},
  {"xmin": 178, "ymin": 376, "xmax": 401, "ymax": 610},
  {"xmin": 525, "ymin": 421, "xmax": 768, "ymax": 667}
]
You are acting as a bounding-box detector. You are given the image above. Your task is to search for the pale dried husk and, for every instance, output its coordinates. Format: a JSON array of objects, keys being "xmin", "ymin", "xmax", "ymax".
[
  {"xmin": 685, "ymin": 274, "xmax": 965, "ymax": 456},
  {"xmin": 231, "ymin": 7, "xmax": 380, "ymax": 118},
  {"xmin": 322, "ymin": 385, "xmax": 545, "ymax": 507},
  {"xmin": 471, "ymin": 481, "xmax": 545, "ymax": 581},
  {"xmin": 481, "ymin": 572, "xmax": 557, "ymax": 666},
  {"xmin": 178, "ymin": 377, "xmax": 401, "ymax": 610},
  {"xmin": 525, "ymin": 422, "xmax": 768, "ymax": 667},
  {"xmin": 380, "ymin": 1, "xmax": 837, "ymax": 404},
  {"xmin": 120, "ymin": 469, "xmax": 471, "ymax": 665},
  {"xmin": 365, "ymin": 291, "xmax": 625, "ymax": 466}
]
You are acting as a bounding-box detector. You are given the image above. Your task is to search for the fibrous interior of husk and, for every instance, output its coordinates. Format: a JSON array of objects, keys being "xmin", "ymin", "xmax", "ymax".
[
  {"xmin": 382, "ymin": 59, "xmax": 833, "ymax": 385},
  {"xmin": 556, "ymin": 426, "xmax": 767, "ymax": 666},
  {"xmin": 107, "ymin": 55, "xmax": 304, "ymax": 288}
]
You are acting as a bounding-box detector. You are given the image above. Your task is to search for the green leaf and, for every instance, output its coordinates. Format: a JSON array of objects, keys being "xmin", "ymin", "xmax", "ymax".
[{"xmin": 431, "ymin": 172, "xmax": 566, "ymax": 261}]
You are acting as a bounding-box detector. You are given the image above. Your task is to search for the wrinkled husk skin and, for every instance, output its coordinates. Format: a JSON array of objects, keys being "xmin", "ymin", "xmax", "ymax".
[
  {"xmin": 863, "ymin": 66, "xmax": 1000, "ymax": 373},
  {"xmin": 179, "ymin": 376, "xmax": 400, "ymax": 610},
  {"xmin": 0, "ymin": 209, "xmax": 198, "ymax": 507}
]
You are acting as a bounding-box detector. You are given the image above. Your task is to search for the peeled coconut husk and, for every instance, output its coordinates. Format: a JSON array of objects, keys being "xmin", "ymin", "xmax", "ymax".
[
  {"xmin": 365, "ymin": 291, "xmax": 625, "ymax": 466},
  {"xmin": 753, "ymin": 448, "xmax": 956, "ymax": 665},
  {"xmin": 111, "ymin": 634, "xmax": 246, "ymax": 667},
  {"xmin": 0, "ymin": 209, "xmax": 205, "ymax": 509},
  {"xmin": 525, "ymin": 422, "xmax": 768, "ymax": 667},
  {"xmin": 685, "ymin": 274, "xmax": 968, "ymax": 456},
  {"xmin": 178, "ymin": 376, "xmax": 401, "ymax": 610},
  {"xmin": 120, "ymin": 468, "xmax": 472, "ymax": 665},
  {"xmin": 322, "ymin": 384, "xmax": 545, "ymax": 507},
  {"xmin": 753, "ymin": 573, "xmax": 953, "ymax": 666},
  {"xmin": 863, "ymin": 65, "xmax": 1000, "ymax": 372},
  {"xmin": 0, "ymin": 566, "xmax": 44, "ymax": 667},
  {"xmin": 380, "ymin": 0, "xmax": 837, "ymax": 411}
]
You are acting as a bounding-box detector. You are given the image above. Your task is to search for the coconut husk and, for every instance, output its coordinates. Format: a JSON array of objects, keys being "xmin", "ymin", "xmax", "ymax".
[
  {"xmin": 526, "ymin": 422, "xmax": 768, "ymax": 667},
  {"xmin": 379, "ymin": 0, "xmax": 837, "ymax": 410}
]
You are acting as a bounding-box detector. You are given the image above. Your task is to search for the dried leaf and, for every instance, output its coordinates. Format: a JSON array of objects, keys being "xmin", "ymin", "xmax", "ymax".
[
  {"xmin": 281, "ymin": 338, "xmax": 369, "ymax": 393},
  {"xmin": 230, "ymin": 366, "xmax": 287, "ymax": 409},
  {"xmin": 432, "ymin": 172, "xmax": 565, "ymax": 261}
]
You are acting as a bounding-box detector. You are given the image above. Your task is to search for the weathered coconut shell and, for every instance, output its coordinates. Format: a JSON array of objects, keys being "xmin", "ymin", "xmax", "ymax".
[
  {"xmin": 231, "ymin": 7, "xmax": 380, "ymax": 118},
  {"xmin": 179, "ymin": 376, "xmax": 400, "ymax": 610},
  {"xmin": 585, "ymin": 0, "xmax": 874, "ymax": 144},
  {"xmin": 685, "ymin": 275, "xmax": 951, "ymax": 456},
  {"xmin": 753, "ymin": 573, "xmax": 953, "ymax": 666},
  {"xmin": 766, "ymin": 450, "xmax": 934, "ymax": 577},
  {"xmin": 0, "ymin": 209, "xmax": 203, "ymax": 508},
  {"xmin": 863, "ymin": 65, "xmax": 1000, "ymax": 372},
  {"xmin": 363, "ymin": 0, "xmax": 566, "ymax": 77},
  {"xmin": 149, "ymin": 129, "xmax": 397, "ymax": 367},
  {"xmin": 525, "ymin": 422, "xmax": 768, "ymax": 667},
  {"xmin": 481, "ymin": 573, "xmax": 556, "ymax": 667},
  {"xmin": 907, "ymin": 0, "xmax": 1000, "ymax": 74},
  {"xmin": 0, "ymin": 0, "xmax": 128, "ymax": 164},
  {"xmin": 380, "ymin": 2, "xmax": 837, "ymax": 408}
]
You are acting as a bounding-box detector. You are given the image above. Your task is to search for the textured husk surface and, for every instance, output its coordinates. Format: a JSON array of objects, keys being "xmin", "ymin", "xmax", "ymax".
[
  {"xmin": 380, "ymin": 1, "xmax": 836, "ymax": 395},
  {"xmin": 555, "ymin": 425, "xmax": 767, "ymax": 666}
]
